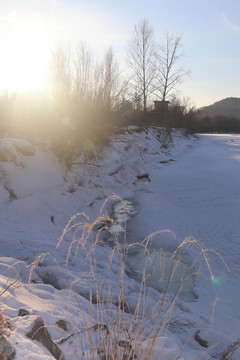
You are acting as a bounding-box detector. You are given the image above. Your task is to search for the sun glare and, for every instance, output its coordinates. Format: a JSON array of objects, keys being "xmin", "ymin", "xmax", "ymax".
[
  {"xmin": 1, "ymin": 42, "xmax": 49, "ymax": 93},
  {"xmin": 0, "ymin": 4, "xmax": 118, "ymax": 94},
  {"xmin": 0, "ymin": 14, "xmax": 51, "ymax": 93}
]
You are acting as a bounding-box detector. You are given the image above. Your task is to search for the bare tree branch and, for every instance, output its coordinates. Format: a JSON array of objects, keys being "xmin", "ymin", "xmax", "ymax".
[
  {"xmin": 127, "ymin": 18, "xmax": 157, "ymax": 120},
  {"xmin": 154, "ymin": 33, "xmax": 190, "ymax": 102}
]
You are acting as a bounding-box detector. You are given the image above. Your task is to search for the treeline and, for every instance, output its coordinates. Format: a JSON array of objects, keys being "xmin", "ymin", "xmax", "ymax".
[
  {"xmin": 0, "ymin": 19, "xmax": 190, "ymax": 148},
  {"xmin": 0, "ymin": 17, "xmax": 239, "ymax": 162},
  {"xmin": 189, "ymin": 114, "xmax": 240, "ymax": 133},
  {"xmin": 0, "ymin": 44, "xmax": 124, "ymax": 146}
]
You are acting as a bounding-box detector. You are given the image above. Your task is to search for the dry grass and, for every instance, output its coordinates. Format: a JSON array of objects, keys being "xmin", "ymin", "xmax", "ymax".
[
  {"xmin": 30, "ymin": 195, "xmax": 229, "ymax": 359},
  {"xmin": 0, "ymin": 309, "xmax": 11, "ymax": 337},
  {"xmin": 56, "ymin": 196, "xmax": 230, "ymax": 359},
  {"xmin": 220, "ymin": 338, "xmax": 240, "ymax": 360},
  {"xmin": 0, "ymin": 265, "xmax": 23, "ymax": 337}
]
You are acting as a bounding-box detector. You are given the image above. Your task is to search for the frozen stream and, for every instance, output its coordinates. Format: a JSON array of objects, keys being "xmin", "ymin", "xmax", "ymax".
[
  {"xmin": 111, "ymin": 199, "xmax": 198, "ymax": 302},
  {"xmin": 124, "ymin": 134, "xmax": 240, "ymax": 339},
  {"xmin": 111, "ymin": 134, "xmax": 240, "ymax": 341}
]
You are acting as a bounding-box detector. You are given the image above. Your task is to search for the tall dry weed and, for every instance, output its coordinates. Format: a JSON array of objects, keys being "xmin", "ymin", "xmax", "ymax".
[{"xmin": 53, "ymin": 195, "xmax": 229, "ymax": 359}]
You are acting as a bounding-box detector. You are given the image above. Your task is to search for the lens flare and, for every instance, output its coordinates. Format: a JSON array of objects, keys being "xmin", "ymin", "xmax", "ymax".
[
  {"xmin": 83, "ymin": 140, "xmax": 94, "ymax": 152},
  {"xmin": 61, "ymin": 116, "xmax": 75, "ymax": 130},
  {"xmin": 210, "ymin": 275, "xmax": 224, "ymax": 287}
]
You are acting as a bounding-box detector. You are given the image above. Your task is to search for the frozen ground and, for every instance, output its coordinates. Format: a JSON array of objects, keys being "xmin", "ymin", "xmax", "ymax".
[
  {"xmin": 0, "ymin": 130, "xmax": 239, "ymax": 359},
  {"xmin": 125, "ymin": 134, "xmax": 240, "ymax": 357}
]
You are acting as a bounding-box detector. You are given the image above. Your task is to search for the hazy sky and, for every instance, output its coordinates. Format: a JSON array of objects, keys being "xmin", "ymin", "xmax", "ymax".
[{"xmin": 0, "ymin": 0, "xmax": 239, "ymax": 107}]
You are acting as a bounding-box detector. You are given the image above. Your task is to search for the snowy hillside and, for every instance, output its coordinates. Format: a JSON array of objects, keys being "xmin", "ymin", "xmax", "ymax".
[{"xmin": 0, "ymin": 128, "xmax": 240, "ymax": 359}]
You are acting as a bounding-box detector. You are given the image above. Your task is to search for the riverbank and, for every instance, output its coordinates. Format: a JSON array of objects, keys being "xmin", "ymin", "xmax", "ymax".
[{"xmin": 0, "ymin": 130, "xmax": 239, "ymax": 359}]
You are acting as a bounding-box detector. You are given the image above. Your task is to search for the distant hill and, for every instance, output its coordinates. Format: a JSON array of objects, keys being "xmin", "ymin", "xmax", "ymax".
[{"xmin": 199, "ymin": 97, "xmax": 240, "ymax": 118}]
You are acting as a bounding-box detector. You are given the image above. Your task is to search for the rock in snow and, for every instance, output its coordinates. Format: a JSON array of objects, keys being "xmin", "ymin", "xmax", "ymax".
[
  {"xmin": 26, "ymin": 317, "xmax": 64, "ymax": 360},
  {"xmin": 0, "ymin": 335, "xmax": 16, "ymax": 360}
]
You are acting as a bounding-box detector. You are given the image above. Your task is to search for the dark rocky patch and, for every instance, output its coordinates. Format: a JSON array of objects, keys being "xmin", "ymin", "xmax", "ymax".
[
  {"xmin": 56, "ymin": 320, "xmax": 68, "ymax": 332},
  {"xmin": 0, "ymin": 336, "xmax": 16, "ymax": 360},
  {"xmin": 136, "ymin": 173, "xmax": 150, "ymax": 182},
  {"xmin": 194, "ymin": 330, "xmax": 208, "ymax": 348},
  {"xmin": 18, "ymin": 309, "xmax": 29, "ymax": 317},
  {"xmin": 26, "ymin": 316, "xmax": 64, "ymax": 360}
]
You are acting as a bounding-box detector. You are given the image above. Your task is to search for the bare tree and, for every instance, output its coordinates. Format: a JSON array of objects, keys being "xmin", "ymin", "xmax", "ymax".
[
  {"xmin": 97, "ymin": 47, "xmax": 121, "ymax": 110},
  {"xmin": 49, "ymin": 43, "xmax": 72, "ymax": 105},
  {"xmin": 127, "ymin": 18, "xmax": 156, "ymax": 120},
  {"xmin": 49, "ymin": 42, "xmax": 125, "ymax": 132},
  {"xmin": 73, "ymin": 42, "xmax": 96, "ymax": 106},
  {"xmin": 155, "ymin": 33, "xmax": 190, "ymax": 102}
]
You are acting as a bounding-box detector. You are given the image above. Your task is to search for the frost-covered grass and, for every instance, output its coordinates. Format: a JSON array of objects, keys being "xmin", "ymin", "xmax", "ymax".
[{"xmin": 26, "ymin": 195, "xmax": 227, "ymax": 359}]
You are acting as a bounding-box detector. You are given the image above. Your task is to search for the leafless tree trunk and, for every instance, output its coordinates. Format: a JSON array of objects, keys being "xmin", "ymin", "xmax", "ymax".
[{"xmin": 127, "ymin": 18, "xmax": 156, "ymax": 122}]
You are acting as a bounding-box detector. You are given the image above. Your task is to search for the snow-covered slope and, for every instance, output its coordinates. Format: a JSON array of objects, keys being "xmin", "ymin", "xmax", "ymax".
[{"xmin": 0, "ymin": 129, "xmax": 239, "ymax": 359}]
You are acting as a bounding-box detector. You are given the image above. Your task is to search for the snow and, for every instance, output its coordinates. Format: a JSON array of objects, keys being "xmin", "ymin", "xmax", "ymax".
[{"xmin": 0, "ymin": 130, "xmax": 240, "ymax": 359}]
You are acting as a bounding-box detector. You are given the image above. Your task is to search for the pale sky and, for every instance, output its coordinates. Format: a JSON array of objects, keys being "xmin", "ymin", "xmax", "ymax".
[{"xmin": 0, "ymin": 0, "xmax": 239, "ymax": 107}]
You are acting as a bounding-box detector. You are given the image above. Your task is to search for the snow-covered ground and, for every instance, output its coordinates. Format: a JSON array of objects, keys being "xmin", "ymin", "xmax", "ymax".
[{"xmin": 0, "ymin": 129, "xmax": 239, "ymax": 359}]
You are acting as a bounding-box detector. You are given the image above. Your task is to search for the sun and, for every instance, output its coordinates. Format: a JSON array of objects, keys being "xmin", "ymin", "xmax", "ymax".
[
  {"xmin": 0, "ymin": 14, "xmax": 51, "ymax": 93},
  {"xmin": 0, "ymin": 41, "xmax": 50, "ymax": 93}
]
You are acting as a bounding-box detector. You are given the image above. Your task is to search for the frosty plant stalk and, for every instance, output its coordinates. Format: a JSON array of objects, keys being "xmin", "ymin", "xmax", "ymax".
[{"xmin": 30, "ymin": 195, "xmax": 229, "ymax": 359}]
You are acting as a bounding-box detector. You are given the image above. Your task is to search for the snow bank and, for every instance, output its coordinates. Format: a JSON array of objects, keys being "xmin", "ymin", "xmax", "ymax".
[{"xmin": 0, "ymin": 130, "xmax": 239, "ymax": 359}]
